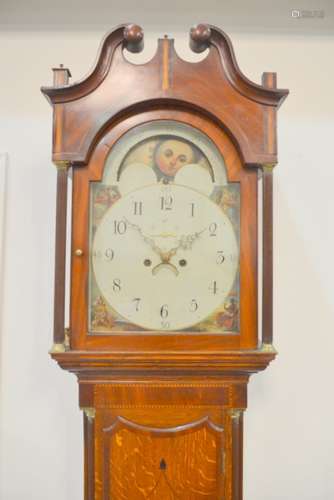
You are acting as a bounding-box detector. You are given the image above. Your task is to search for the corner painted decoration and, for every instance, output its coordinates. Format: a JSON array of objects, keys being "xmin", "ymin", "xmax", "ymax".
[{"xmin": 42, "ymin": 23, "xmax": 288, "ymax": 500}]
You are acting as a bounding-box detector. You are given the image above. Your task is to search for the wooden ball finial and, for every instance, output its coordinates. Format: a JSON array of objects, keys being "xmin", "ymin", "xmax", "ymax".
[
  {"xmin": 189, "ymin": 23, "xmax": 211, "ymax": 53},
  {"xmin": 124, "ymin": 24, "xmax": 144, "ymax": 53}
]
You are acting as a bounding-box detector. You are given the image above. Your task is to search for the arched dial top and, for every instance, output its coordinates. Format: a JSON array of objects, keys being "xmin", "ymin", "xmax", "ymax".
[{"xmin": 89, "ymin": 120, "xmax": 241, "ymax": 334}]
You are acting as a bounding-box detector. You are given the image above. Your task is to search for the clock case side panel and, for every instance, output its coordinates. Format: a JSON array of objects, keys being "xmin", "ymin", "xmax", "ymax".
[{"xmin": 70, "ymin": 109, "xmax": 258, "ymax": 353}]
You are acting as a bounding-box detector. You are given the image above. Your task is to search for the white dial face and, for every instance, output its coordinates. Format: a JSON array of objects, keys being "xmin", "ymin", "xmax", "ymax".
[{"xmin": 92, "ymin": 183, "xmax": 238, "ymax": 331}]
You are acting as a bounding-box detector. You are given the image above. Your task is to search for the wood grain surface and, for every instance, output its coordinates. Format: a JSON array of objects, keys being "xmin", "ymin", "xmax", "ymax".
[{"xmin": 106, "ymin": 425, "xmax": 221, "ymax": 499}]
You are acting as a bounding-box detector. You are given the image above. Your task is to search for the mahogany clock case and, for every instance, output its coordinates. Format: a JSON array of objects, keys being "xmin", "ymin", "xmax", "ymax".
[{"xmin": 41, "ymin": 23, "xmax": 288, "ymax": 500}]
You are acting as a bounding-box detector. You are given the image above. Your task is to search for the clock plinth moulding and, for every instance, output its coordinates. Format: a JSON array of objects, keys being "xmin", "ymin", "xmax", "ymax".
[{"xmin": 42, "ymin": 23, "xmax": 288, "ymax": 499}]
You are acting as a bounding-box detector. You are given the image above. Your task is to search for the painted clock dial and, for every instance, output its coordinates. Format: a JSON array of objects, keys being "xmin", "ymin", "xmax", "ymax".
[
  {"xmin": 92, "ymin": 183, "xmax": 238, "ymax": 331},
  {"xmin": 89, "ymin": 120, "xmax": 241, "ymax": 334}
]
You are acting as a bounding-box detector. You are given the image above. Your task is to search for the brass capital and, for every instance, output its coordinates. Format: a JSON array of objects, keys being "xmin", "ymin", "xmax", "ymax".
[
  {"xmin": 81, "ymin": 407, "xmax": 96, "ymax": 422},
  {"xmin": 230, "ymin": 409, "xmax": 243, "ymax": 419},
  {"xmin": 261, "ymin": 343, "xmax": 277, "ymax": 353},
  {"xmin": 54, "ymin": 160, "xmax": 71, "ymax": 171},
  {"xmin": 49, "ymin": 329, "xmax": 71, "ymax": 354},
  {"xmin": 262, "ymin": 163, "xmax": 276, "ymax": 172},
  {"xmin": 49, "ymin": 342, "xmax": 66, "ymax": 353}
]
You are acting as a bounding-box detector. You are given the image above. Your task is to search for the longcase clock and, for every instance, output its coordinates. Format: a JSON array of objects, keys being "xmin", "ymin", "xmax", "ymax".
[{"xmin": 41, "ymin": 23, "xmax": 288, "ymax": 499}]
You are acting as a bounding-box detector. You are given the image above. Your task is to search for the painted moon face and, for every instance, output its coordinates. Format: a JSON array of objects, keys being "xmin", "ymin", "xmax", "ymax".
[
  {"xmin": 155, "ymin": 139, "xmax": 195, "ymax": 177},
  {"xmin": 118, "ymin": 162, "xmax": 157, "ymax": 195},
  {"xmin": 174, "ymin": 163, "xmax": 213, "ymax": 196}
]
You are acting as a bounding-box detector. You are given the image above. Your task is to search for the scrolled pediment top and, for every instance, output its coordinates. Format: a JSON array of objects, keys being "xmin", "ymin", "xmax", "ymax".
[
  {"xmin": 191, "ymin": 24, "xmax": 289, "ymax": 107},
  {"xmin": 41, "ymin": 23, "xmax": 288, "ymax": 108}
]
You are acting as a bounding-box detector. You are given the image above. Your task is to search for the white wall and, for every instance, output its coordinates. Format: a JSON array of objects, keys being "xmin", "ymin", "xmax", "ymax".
[{"xmin": 0, "ymin": 26, "xmax": 333, "ymax": 500}]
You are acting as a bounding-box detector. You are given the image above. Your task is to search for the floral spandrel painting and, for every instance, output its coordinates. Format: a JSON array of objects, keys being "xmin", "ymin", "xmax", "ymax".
[{"xmin": 89, "ymin": 125, "xmax": 240, "ymax": 335}]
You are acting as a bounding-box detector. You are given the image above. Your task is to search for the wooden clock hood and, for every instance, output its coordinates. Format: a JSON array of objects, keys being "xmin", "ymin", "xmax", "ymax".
[
  {"xmin": 40, "ymin": 23, "xmax": 289, "ymax": 375},
  {"xmin": 41, "ymin": 23, "xmax": 288, "ymax": 167}
]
